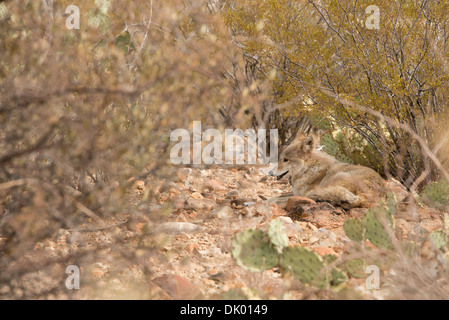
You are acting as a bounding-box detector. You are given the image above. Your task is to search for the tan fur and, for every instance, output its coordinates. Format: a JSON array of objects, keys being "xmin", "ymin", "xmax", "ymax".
[{"xmin": 274, "ymin": 123, "xmax": 387, "ymax": 209}]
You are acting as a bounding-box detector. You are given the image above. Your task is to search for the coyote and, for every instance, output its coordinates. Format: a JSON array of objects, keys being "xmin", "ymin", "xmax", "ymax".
[{"xmin": 272, "ymin": 119, "xmax": 387, "ymax": 209}]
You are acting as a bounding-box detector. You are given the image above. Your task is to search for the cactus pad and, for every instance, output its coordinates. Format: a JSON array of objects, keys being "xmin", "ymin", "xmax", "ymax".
[
  {"xmin": 429, "ymin": 230, "xmax": 448, "ymax": 251},
  {"xmin": 231, "ymin": 229, "xmax": 278, "ymax": 272},
  {"xmin": 385, "ymin": 192, "xmax": 398, "ymax": 216},
  {"xmin": 268, "ymin": 218, "xmax": 289, "ymax": 253},
  {"xmin": 330, "ymin": 268, "xmax": 347, "ymax": 286},
  {"xmin": 344, "ymin": 218, "xmax": 365, "ymax": 242},
  {"xmin": 362, "ymin": 207, "xmax": 393, "ymax": 249},
  {"xmin": 421, "ymin": 179, "xmax": 449, "ymax": 209},
  {"xmin": 321, "ymin": 133, "xmax": 339, "ymax": 157},
  {"xmin": 345, "ymin": 259, "xmax": 366, "ymax": 278},
  {"xmin": 279, "ymin": 247, "xmax": 324, "ymax": 284}
]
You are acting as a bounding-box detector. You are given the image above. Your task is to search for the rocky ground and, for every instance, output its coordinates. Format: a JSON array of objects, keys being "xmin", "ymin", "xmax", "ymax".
[{"xmin": 6, "ymin": 165, "xmax": 446, "ymax": 300}]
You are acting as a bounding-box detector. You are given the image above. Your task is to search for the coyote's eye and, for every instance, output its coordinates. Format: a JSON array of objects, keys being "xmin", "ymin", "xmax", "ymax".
[{"xmin": 283, "ymin": 158, "xmax": 288, "ymax": 162}]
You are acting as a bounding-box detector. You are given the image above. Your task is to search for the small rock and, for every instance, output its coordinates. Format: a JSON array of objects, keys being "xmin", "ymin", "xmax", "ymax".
[
  {"xmin": 238, "ymin": 179, "xmax": 255, "ymax": 189},
  {"xmin": 230, "ymin": 198, "xmax": 254, "ymax": 208},
  {"xmin": 244, "ymin": 202, "xmax": 257, "ymax": 207},
  {"xmin": 226, "ymin": 190, "xmax": 241, "ymax": 200},
  {"xmin": 312, "ymin": 247, "xmax": 337, "ymax": 256},
  {"xmin": 134, "ymin": 180, "xmax": 145, "ymax": 190},
  {"xmin": 269, "ymin": 203, "xmax": 287, "ymax": 217},
  {"xmin": 153, "ymin": 222, "xmax": 206, "ymax": 235},
  {"xmin": 309, "ymin": 236, "xmax": 320, "ymax": 244},
  {"xmin": 210, "ymin": 206, "xmax": 234, "ymax": 219},
  {"xmin": 278, "ymin": 216, "xmax": 294, "ymax": 224},
  {"xmin": 239, "ymin": 206, "xmax": 256, "ymax": 217},
  {"xmin": 159, "ymin": 182, "xmax": 181, "ymax": 194},
  {"xmin": 184, "ymin": 198, "xmax": 215, "ymax": 211},
  {"xmin": 204, "ymin": 179, "xmax": 226, "ymax": 192},
  {"xmin": 209, "ymin": 272, "xmax": 229, "ymax": 283},
  {"xmin": 395, "ymin": 218, "xmax": 411, "ymax": 241},
  {"xmin": 184, "ymin": 243, "xmax": 200, "ymax": 253},
  {"xmin": 286, "ymin": 196, "xmax": 316, "ymax": 211},
  {"xmin": 190, "ymin": 192, "xmax": 203, "ymax": 199},
  {"xmin": 151, "ymin": 275, "xmax": 202, "ymax": 300},
  {"xmin": 176, "ymin": 168, "xmax": 192, "ymax": 182}
]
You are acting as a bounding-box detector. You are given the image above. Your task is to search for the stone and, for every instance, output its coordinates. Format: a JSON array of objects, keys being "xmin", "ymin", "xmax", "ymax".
[
  {"xmin": 286, "ymin": 196, "xmax": 316, "ymax": 211},
  {"xmin": 226, "ymin": 190, "xmax": 241, "ymax": 200},
  {"xmin": 210, "ymin": 206, "xmax": 234, "ymax": 219},
  {"xmin": 184, "ymin": 198, "xmax": 215, "ymax": 212},
  {"xmin": 312, "ymin": 247, "xmax": 337, "ymax": 256},
  {"xmin": 151, "ymin": 275, "xmax": 202, "ymax": 300},
  {"xmin": 204, "ymin": 179, "xmax": 226, "ymax": 192}
]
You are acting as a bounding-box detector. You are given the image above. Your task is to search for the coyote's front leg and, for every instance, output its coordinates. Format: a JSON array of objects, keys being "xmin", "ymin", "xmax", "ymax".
[{"xmin": 305, "ymin": 186, "xmax": 362, "ymax": 209}]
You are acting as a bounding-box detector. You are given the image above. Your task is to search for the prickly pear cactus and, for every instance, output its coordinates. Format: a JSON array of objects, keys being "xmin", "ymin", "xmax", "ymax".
[
  {"xmin": 231, "ymin": 229, "xmax": 278, "ymax": 272},
  {"xmin": 267, "ymin": 218, "xmax": 289, "ymax": 253},
  {"xmin": 444, "ymin": 213, "xmax": 449, "ymax": 233},
  {"xmin": 279, "ymin": 247, "xmax": 324, "ymax": 284},
  {"xmin": 362, "ymin": 207, "xmax": 394, "ymax": 249},
  {"xmin": 429, "ymin": 230, "xmax": 449, "ymax": 251},
  {"xmin": 321, "ymin": 133, "xmax": 339, "ymax": 156},
  {"xmin": 345, "ymin": 259, "xmax": 366, "ymax": 279},
  {"xmin": 343, "ymin": 218, "xmax": 365, "ymax": 242},
  {"xmin": 329, "ymin": 268, "xmax": 347, "ymax": 286},
  {"xmin": 321, "ymin": 254, "xmax": 347, "ymax": 286},
  {"xmin": 336, "ymin": 151, "xmax": 354, "ymax": 164},
  {"xmin": 421, "ymin": 180, "xmax": 449, "ymax": 209},
  {"xmin": 385, "ymin": 192, "xmax": 398, "ymax": 216},
  {"xmin": 323, "ymin": 254, "xmax": 337, "ymax": 264}
]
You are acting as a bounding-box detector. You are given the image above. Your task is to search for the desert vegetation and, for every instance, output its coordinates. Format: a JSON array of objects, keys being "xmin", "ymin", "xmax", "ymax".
[{"xmin": 1, "ymin": 0, "xmax": 449, "ymax": 300}]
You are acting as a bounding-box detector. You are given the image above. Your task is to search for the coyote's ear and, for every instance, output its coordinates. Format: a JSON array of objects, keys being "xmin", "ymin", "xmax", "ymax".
[
  {"xmin": 311, "ymin": 127, "xmax": 324, "ymax": 137},
  {"xmin": 302, "ymin": 136, "xmax": 315, "ymax": 152}
]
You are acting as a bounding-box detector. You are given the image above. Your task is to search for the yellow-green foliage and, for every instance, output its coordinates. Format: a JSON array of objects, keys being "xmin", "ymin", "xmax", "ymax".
[{"xmin": 223, "ymin": 0, "xmax": 449, "ymax": 181}]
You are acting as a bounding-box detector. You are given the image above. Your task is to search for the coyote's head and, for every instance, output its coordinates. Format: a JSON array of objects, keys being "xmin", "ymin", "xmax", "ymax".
[{"xmin": 271, "ymin": 118, "xmax": 323, "ymax": 179}]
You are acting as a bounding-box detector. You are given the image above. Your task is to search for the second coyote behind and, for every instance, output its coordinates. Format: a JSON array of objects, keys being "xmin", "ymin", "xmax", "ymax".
[{"xmin": 272, "ymin": 119, "xmax": 387, "ymax": 209}]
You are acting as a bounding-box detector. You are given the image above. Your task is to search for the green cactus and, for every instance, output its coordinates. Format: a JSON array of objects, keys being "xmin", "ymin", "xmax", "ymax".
[
  {"xmin": 231, "ymin": 229, "xmax": 278, "ymax": 272},
  {"xmin": 115, "ymin": 31, "xmax": 136, "ymax": 54},
  {"xmin": 343, "ymin": 218, "xmax": 365, "ymax": 242},
  {"xmin": 321, "ymin": 133, "xmax": 339, "ymax": 156},
  {"xmin": 267, "ymin": 218, "xmax": 289, "ymax": 253},
  {"xmin": 385, "ymin": 192, "xmax": 398, "ymax": 216},
  {"xmin": 279, "ymin": 247, "xmax": 324, "ymax": 284},
  {"xmin": 321, "ymin": 254, "xmax": 347, "ymax": 286},
  {"xmin": 329, "ymin": 268, "xmax": 347, "ymax": 286},
  {"xmin": 444, "ymin": 213, "xmax": 449, "ymax": 234},
  {"xmin": 429, "ymin": 230, "xmax": 449, "ymax": 251},
  {"xmin": 345, "ymin": 259, "xmax": 366, "ymax": 278},
  {"xmin": 362, "ymin": 207, "xmax": 394, "ymax": 249},
  {"xmin": 323, "ymin": 254, "xmax": 338, "ymax": 264},
  {"xmin": 336, "ymin": 151, "xmax": 355, "ymax": 164},
  {"xmin": 421, "ymin": 179, "xmax": 449, "ymax": 209}
]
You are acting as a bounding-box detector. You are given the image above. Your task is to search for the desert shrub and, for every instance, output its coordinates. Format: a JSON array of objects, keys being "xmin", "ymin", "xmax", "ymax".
[
  {"xmin": 0, "ymin": 0, "xmax": 267, "ymax": 298},
  {"xmin": 223, "ymin": 0, "xmax": 449, "ymax": 186}
]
